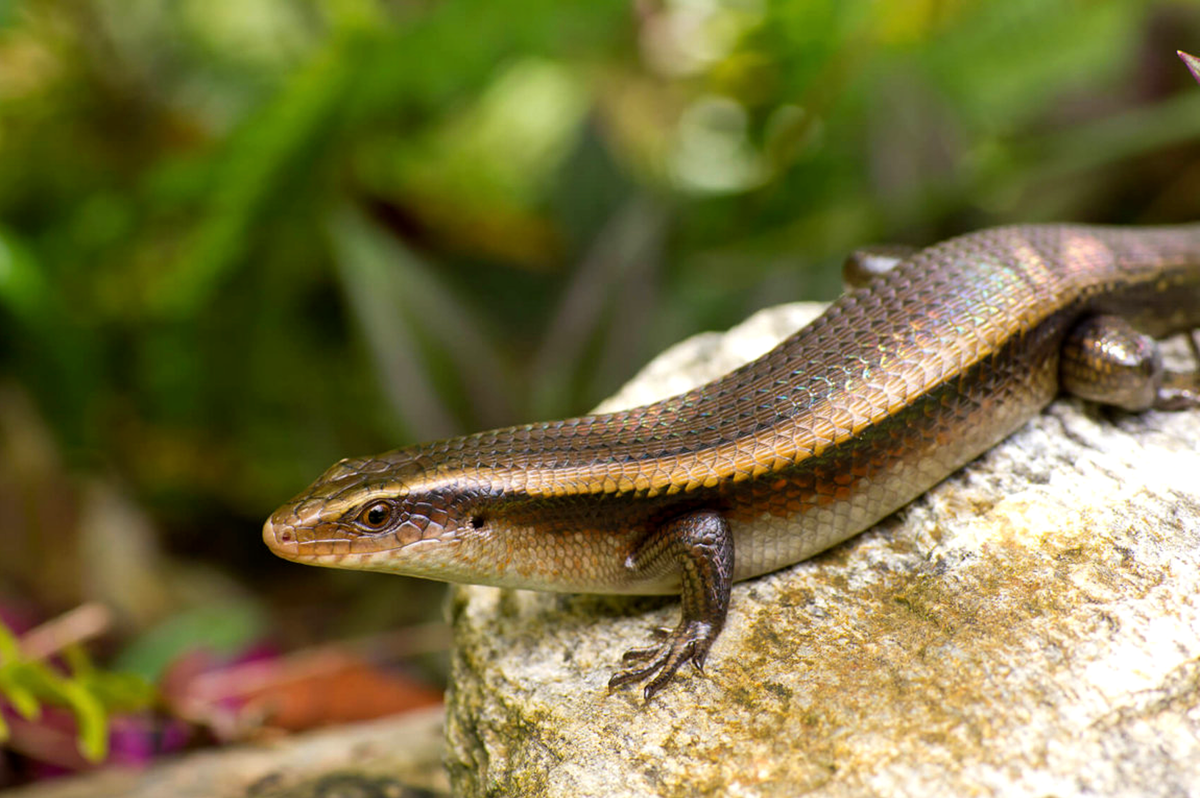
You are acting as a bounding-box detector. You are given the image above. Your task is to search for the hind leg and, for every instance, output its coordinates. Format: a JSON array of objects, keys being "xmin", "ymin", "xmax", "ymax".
[{"xmin": 1060, "ymin": 315, "xmax": 1199, "ymax": 411}]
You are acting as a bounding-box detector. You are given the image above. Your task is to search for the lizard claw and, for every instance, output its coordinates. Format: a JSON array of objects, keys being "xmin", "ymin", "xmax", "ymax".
[
  {"xmin": 619, "ymin": 626, "xmax": 674, "ymax": 663},
  {"xmin": 608, "ymin": 619, "xmax": 717, "ymax": 699}
]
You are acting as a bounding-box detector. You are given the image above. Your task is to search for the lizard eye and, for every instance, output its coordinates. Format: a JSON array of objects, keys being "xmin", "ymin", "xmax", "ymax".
[{"xmin": 358, "ymin": 501, "xmax": 394, "ymax": 531}]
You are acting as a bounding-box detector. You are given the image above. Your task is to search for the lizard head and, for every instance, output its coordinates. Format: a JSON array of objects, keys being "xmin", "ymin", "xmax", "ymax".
[
  {"xmin": 262, "ymin": 448, "xmax": 505, "ymax": 583},
  {"xmin": 263, "ymin": 434, "xmax": 651, "ymax": 594}
]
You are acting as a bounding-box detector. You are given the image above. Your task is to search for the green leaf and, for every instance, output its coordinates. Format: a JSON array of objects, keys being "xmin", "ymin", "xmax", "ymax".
[
  {"xmin": 114, "ymin": 602, "xmax": 268, "ymax": 682},
  {"xmin": 80, "ymin": 670, "xmax": 157, "ymax": 714},
  {"xmin": 0, "ymin": 228, "xmax": 48, "ymax": 324},
  {"xmin": 0, "ymin": 622, "xmax": 22, "ymax": 664},
  {"xmin": 0, "ymin": 666, "xmax": 41, "ymax": 721},
  {"xmin": 52, "ymin": 679, "xmax": 110, "ymax": 764},
  {"xmin": 0, "ymin": 620, "xmax": 156, "ymax": 764}
]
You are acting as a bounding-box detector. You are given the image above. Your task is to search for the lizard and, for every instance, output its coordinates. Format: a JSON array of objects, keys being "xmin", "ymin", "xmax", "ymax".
[{"xmin": 263, "ymin": 223, "xmax": 1200, "ymax": 699}]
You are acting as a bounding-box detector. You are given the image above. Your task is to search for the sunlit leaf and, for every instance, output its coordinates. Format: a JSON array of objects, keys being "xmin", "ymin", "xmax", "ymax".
[
  {"xmin": 0, "ymin": 667, "xmax": 41, "ymax": 721},
  {"xmin": 51, "ymin": 678, "xmax": 110, "ymax": 763},
  {"xmin": 397, "ymin": 58, "xmax": 589, "ymax": 210},
  {"xmin": 0, "ymin": 622, "xmax": 21, "ymax": 664}
]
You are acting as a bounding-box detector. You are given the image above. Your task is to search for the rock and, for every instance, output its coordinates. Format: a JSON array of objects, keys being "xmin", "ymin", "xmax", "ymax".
[{"xmin": 445, "ymin": 303, "xmax": 1200, "ymax": 797}]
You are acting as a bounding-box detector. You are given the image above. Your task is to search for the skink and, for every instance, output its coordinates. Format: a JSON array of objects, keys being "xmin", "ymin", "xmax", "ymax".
[{"xmin": 264, "ymin": 224, "xmax": 1200, "ymax": 698}]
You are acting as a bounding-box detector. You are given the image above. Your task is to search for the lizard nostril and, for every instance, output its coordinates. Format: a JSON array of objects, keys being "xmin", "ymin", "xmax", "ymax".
[{"xmin": 263, "ymin": 514, "xmax": 301, "ymax": 557}]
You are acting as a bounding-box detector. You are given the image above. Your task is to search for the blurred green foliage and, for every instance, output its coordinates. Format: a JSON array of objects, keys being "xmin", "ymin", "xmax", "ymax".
[
  {"xmin": 0, "ymin": 619, "xmax": 154, "ymax": 763},
  {"xmin": 1, "ymin": 0, "xmax": 1199, "ymax": 577}
]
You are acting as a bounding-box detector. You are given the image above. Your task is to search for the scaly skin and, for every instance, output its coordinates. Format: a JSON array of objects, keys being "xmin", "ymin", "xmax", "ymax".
[{"xmin": 264, "ymin": 224, "xmax": 1200, "ymax": 697}]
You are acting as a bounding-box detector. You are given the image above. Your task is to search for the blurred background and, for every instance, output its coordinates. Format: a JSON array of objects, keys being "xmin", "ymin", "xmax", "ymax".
[{"xmin": 1, "ymin": 0, "xmax": 1199, "ymax": 784}]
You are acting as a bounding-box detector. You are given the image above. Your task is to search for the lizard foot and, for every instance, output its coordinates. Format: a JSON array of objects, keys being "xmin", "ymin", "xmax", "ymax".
[{"xmin": 607, "ymin": 619, "xmax": 717, "ymax": 700}]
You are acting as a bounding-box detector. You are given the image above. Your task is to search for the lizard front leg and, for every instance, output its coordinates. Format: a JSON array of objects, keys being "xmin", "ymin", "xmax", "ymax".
[{"xmin": 608, "ymin": 509, "xmax": 734, "ymax": 699}]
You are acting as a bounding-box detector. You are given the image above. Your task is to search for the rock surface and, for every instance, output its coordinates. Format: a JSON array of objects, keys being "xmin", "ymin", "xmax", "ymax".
[{"xmin": 445, "ymin": 303, "xmax": 1200, "ymax": 797}]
